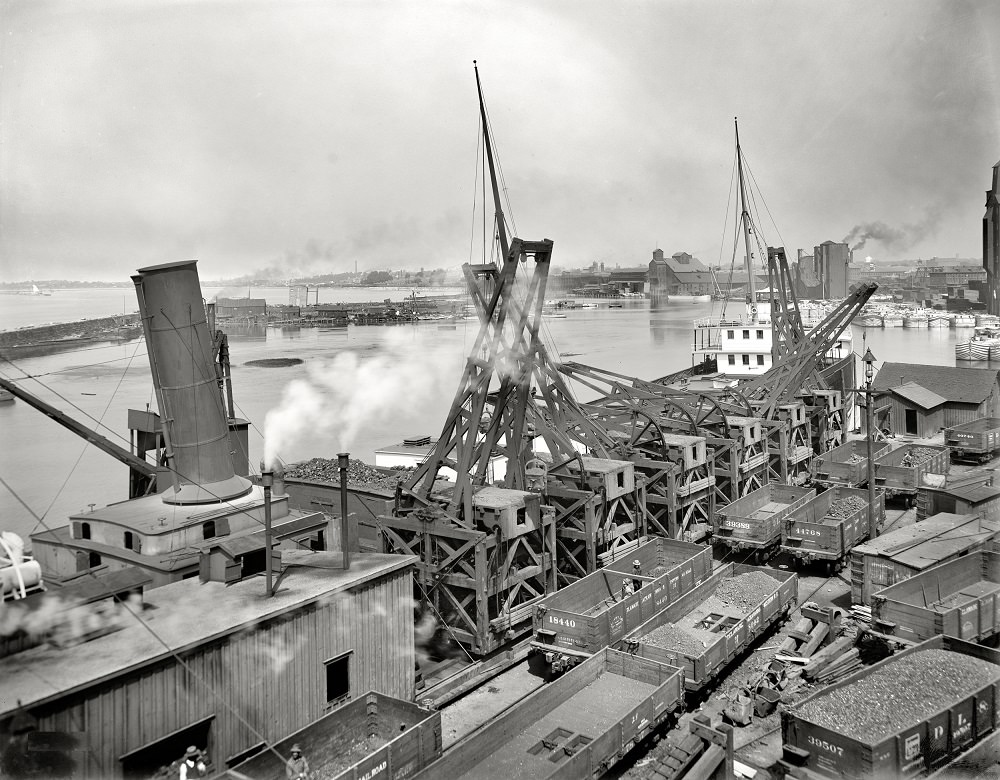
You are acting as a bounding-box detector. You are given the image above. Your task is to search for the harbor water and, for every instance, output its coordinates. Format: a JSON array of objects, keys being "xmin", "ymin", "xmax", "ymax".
[{"xmin": 0, "ymin": 290, "xmax": 971, "ymax": 545}]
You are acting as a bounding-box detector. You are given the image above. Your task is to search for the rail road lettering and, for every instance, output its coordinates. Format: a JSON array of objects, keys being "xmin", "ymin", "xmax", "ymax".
[
  {"xmin": 359, "ymin": 760, "xmax": 387, "ymax": 780},
  {"xmin": 724, "ymin": 521, "xmax": 752, "ymax": 530},
  {"xmin": 548, "ymin": 615, "xmax": 577, "ymax": 628},
  {"xmin": 791, "ymin": 527, "xmax": 823, "ymax": 537},
  {"xmin": 952, "ymin": 717, "xmax": 972, "ymax": 744},
  {"xmin": 806, "ymin": 735, "xmax": 844, "ymax": 756}
]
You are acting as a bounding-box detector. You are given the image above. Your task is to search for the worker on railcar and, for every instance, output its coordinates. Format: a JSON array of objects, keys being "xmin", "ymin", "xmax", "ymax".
[{"xmin": 286, "ymin": 744, "xmax": 309, "ymax": 780}]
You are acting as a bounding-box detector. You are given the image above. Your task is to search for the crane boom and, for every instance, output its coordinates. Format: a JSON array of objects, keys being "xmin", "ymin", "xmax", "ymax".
[
  {"xmin": 737, "ymin": 281, "xmax": 878, "ymax": 418},
  {"xmin": 0, "ymin": 376, "xmax": 157, "ymax": 488}
]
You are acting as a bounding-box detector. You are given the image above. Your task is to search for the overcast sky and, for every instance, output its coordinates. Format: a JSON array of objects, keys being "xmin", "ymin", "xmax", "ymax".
[{"xmin": 1, "ymin": 0, "xmax": 998, "ymax": 283}]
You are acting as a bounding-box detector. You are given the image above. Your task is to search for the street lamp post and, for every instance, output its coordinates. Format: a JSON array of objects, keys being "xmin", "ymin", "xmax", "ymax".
[
  {"xmin": 262, "ymin": 468, "xmax": 274, "ymax": 597},
  {"xmin": 863, "ymin": 348, "xmax": 878, "ymax": 540}
]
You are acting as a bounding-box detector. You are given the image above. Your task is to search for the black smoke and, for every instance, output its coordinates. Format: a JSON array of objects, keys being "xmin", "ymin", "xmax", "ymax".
[{"xmin": 842, "ymin": 211, "xmax": 942, "ymax": 253}]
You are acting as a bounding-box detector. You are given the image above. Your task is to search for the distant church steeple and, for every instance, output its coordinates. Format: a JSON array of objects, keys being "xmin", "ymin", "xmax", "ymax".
[{"xmin": 985, "ymin": 160, "xmax": 1000, "ymax": 315}]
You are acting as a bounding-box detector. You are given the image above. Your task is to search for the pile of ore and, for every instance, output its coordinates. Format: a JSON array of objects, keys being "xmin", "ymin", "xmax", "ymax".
[
  {"xmin": 844, "ymin": 454, "xmax": 865, "ymax": 464},
  {"xmin": 794, "ymin": 649, "xmax": 1000, "ymax": 742},
  {"xmin": 284, "ymin": 458, "xmax": 414, "ymax": 491},
  {"xmin": 715, "ymin": 571, "xmax": 780, "ymax": 613},
  {"xmin": 642, "ymin": 623, "xmax": 715, "ymax": 655},
  {"xmin": 828, "ymin": 495, "xmax": 867, "ymax": 518},
  {"xmin": 899, "ymin": 447, "xmax": 937, "ymax": 468}
]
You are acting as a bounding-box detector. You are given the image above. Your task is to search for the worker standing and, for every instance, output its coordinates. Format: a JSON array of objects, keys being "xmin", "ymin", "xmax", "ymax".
[
  {"xmin": 177, "ymin": 746, "xmax": 207, "ymax": 779},
  {"xmin": 632, "ymin": 560, "xmax": 643, "ymax": 592},
  {"xmin": 286, "ymin": 744, "xmax": 309, "ymax": 780}
]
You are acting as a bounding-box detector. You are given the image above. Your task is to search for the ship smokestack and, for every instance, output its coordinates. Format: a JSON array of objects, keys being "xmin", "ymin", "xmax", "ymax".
[{"xmin": 132, "ymin": 260, "xmax": 252, "ymax": 505}]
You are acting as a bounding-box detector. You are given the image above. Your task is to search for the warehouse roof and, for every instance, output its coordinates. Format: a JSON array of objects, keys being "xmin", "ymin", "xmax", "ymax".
[
  {"xmin": 2, "ymin": 553, "xmax": 417, "ymax": 717},
  {"xmin": 852, "ymin": 513, "xmax": 999, "ymax": 571},
  {"xmin": 873, "ymin": 362, "xmax": 1000, "ymax": 404},
  {"xmin": 888, "ymin": 382, "xmax": 947, "ymax": 410}
]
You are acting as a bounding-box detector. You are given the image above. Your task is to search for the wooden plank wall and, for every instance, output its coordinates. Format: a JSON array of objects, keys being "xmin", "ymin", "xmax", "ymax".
[{"xmin": 28, "ymin": 567, "xmax": 415, "ymax": 778}]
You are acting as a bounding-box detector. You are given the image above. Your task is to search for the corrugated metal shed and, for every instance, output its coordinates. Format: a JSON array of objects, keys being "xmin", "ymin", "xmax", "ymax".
[{"xmin": 888, "ymin": 382, "xmax": 947, "ymax": 410}]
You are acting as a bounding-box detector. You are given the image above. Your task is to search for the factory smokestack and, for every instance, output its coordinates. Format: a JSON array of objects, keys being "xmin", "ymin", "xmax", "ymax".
[{"xmin": 132, "ymin": 260, "xmax": 252, "ymax": 505}]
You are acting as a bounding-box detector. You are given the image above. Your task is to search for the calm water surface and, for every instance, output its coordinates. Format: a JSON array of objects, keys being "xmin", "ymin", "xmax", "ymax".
[{"xmin": 0, "ymin": 289, "xmax": 972, "ymax": 543}]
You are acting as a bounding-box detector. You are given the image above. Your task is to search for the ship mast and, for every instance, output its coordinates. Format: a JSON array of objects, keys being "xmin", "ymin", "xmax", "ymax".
[{"xmin": 735, "ymin": 117, "xmax": 758, "ymax": 321}]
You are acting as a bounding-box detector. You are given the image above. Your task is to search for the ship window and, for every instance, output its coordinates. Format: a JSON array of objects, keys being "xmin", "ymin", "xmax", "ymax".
[
  {"xmin": 325, "ymin": 651, "xmax": 352, "ymax": 707},
  {"xmin": 202, "ymin": 521, "xmax": 216, "ymax": 540},
  {"xmin": 89, "ymin": 552, "xmax": 102, "ymax": 568},
  {"xmin": 742, "ymin": 355, "xmax": 750, "ymax": 365},
  {"xmin": 756, "ymin": 330, "xmax": 764, "ymax": 339},
  {"xmin": 728, "ymin": 355, "xmax": 735, "ymax": 365},
  {"xmin": 310, "ymin": 529, "xmax": 326, "ymax": 551},
  {"xmin": 742, "ymin": 330, "xmax": 750, "ymax": 339},
  {"xmin": 726, "ymin": 330, "xmax": 734, "ymax": 339},
  {"xmin": 757, "ymin": 355, "xmax": 765, "ymax": 366},
  {"xmin": 123, "ymin": 531, "xmax": 140, "ymax": 552},
  {"xmin": 79, "ymin": 522, "xmax": 91, "ymax": 540}
]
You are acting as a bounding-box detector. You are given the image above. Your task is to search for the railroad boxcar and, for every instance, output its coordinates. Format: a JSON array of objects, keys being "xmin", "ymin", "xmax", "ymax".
[
  {"xmin": 713, "ymin": 484, "xmax": 815, "ymax": 562},
  {"xmin": 781, "ymin": 486, "xmax": 885, "ymax": 574},
  {"xmin": 945, "ymin": 418, "xmax": 1000, "ymax": 464},
  {"xmin": 412, "ymin": 648, "xmax": 685, "ymax": 780},
  {"xmin": 781, "ymin": 636, "xmax": 1000, "ymax": 779},
  {"xmin": 873, "ymin": 443, "xmax": 950, "ymax": 507},
  {"xmin": 809, "ymin": 439, "xmax": 891, "ymax": 488},
  {"xmin": 530, "ymin": 537, "xmax": 712, "ymax": 671},
  {"xmin": 618, "ymin": 563, "xmax": 797, "ymax": 692},
  {"xmin": 219, "ymin": 691, "xmax": 442, "ymax": 780}
]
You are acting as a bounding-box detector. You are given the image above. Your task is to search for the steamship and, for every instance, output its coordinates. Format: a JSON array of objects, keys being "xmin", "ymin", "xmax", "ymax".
[
  {"xmin": 28, "ymin": 260, "xmax": 329, "ymax": 588},
  {"xmin": 2, "ymin": 260, "xmax": 417, "ymax": 780}
]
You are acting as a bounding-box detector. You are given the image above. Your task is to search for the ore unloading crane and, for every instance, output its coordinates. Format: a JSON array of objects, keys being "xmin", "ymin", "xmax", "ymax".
[
  {"xmin": 372, "ymin": 65, "xmax": 652, "ymax": 656},
  {"xmin": 736, "ymin": 280, "xmax": 878, "ymax": 421},
  {"xmin": 0, "ymin": 375, "xmax": 158, "ymax": 498}
]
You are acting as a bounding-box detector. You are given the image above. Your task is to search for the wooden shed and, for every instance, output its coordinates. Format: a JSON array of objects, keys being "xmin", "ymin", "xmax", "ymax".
[
  {"xmin": 882, "ymin": 381, "xmax": 946, "ymax": 437},
  {"xmin": 872, "ymin": 362, "xmax": 1000, "ymax": 432},
  {"xmin": 849, "ymin": 512, "xmax": 1000, "ymax": 605},
  {"xmin": 0, "ymin": 553, "xmax": 417, "ymax": 779}
]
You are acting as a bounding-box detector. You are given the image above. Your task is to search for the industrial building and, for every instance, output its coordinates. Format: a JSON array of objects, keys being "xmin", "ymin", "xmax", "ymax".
[
  {"xmin": 647, "ymin": 249, "xmax": 716, "ymax": 301},
  {"xmin": 0, "ymin": 555, "xmax": 417, "ymax": 778},
  {"xmin": 872, "ymin": 362, "xmax": 1000, "ymax": 434}
]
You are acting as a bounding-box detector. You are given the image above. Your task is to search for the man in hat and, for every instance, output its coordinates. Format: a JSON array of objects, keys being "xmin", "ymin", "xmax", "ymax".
[
  {"xmin": 286, "ymin": 744, "xmax": 309, "ymax": 780},
  {"xmin": 177, "ymin": 746, "xmax": 206, "ymax": 779},
  {"xmin": 632, "ymin": 560, "xmax": 644, "ymax": 593}
]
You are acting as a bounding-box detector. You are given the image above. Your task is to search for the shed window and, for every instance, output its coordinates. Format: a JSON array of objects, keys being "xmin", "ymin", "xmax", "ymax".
[
  {"xmin": 728, "ymin": 355, "xmax": 735, "ymax": 365},
  {"xmin": 726, "ymin": 330, "xmax": 734, "ymax": 339},
  {"xmin": 203, "ymin": 521, "xmax": 216, "ymax": 540},
  {"xmin": 89, "ymin": 552, "xmax": 102, "ymax": 568},
  {"xmin": 325, "ymin": 652, "xmax": 352, "ymax": 707},
  {"xmin": 79, "ymin": 522, "xmax": 91, "ymax": 540},
  {"xmin": 757, "ymin": 355, "xmax": 765, "ymax": 366},
  {"xmin": 742, "ymin": 330, "xmax": 750, "ymax": 339},
  {"xmin": 123, "ymin": 531, "xmax": 141, "ymax": 552},
  {"xmin": 742, "ymin": 355, "xmax": 750, "ymax": 365},
  {"xmin": 756, "ymin": 329, "xmax": 764, "ymax": 339}
]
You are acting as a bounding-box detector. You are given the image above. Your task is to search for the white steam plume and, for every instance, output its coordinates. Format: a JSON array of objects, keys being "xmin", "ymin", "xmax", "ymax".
[{"xmin": 263, "ymin": 330, "xmax": 464, "ymax": 468}]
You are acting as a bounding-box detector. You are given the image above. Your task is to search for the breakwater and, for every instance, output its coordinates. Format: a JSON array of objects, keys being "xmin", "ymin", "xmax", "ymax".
[{"xmin": 0, "ymin": 314, "xmax": 142, "ymax": 359}]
